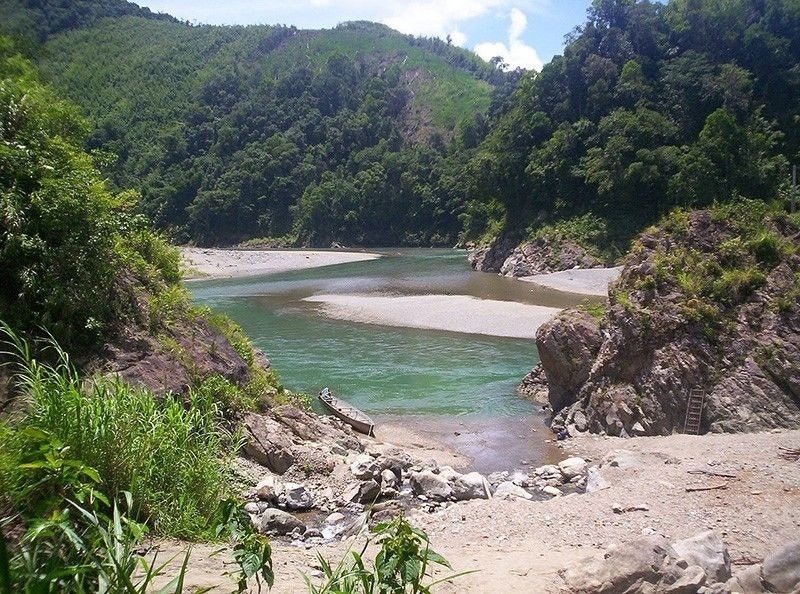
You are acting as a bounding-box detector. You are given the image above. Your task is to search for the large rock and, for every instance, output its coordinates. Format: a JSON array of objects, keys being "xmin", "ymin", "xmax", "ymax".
[
  {"xmin": 342, "ymin": 480, "xmax": 381, "ymax": 504},
  {"xmin": 259, "ymin": 509, "xmax": 305, "ymax": 536},
  {"xmin": 541, "ymin": 210, "xmax": 800, "ymax": 436},
  {"xmin": 563, "ymin": 534, "xmax": 672, "ymax": 593},
  {"xmin": 761, "ymin": 540, "xmax": 800, "ymax": 593},
  {"xmin": 410, "ymin": 470, "xmax": 453, "ymax": 502},
  {"xmin": 536, "ymin": 310, "xmax": 602, "ymax": 412},
  {"xmin": 499, "ymin": 238, "xmax": 603, "ymax": 278},
  {"xmin": 350, "ymin": 454, "xmax": 380, "ymax": 481},
  {"xmin": 282, "ymin": 482, "xmax": 314, "ymax": 510},
  {"xmin": 255, "ymin": 474, "xmax": 284, "ymax": 504},
  {"xmin": 558, "ymin": 457, "xmax": 588, "ymax": 480},
  {"xmin": 493, "ymin": 481, "xmax": 532, "ymax": 501},
  {"xmin": 517, "ymin": 363, "xmax": 550, "ymax": 403},
  {"xmin": 670, "ymin": 531, "xmax": 731, "ymax": 584},
  {"xmin": 585, "ymin": 467, "xmax": 610, "ymax": 493},
  {"xmin": 452, "ymin": 472, "xmax": 491, "ymax": 500},
  {"xmin": 242, "ymin": 413, "xmax": 296, "ymax": 474}
]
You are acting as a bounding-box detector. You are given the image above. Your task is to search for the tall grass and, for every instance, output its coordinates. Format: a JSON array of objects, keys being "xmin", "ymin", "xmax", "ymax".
[{"xmin": 0, "ymin": 325, "xmax": 234, "ymax": 539}]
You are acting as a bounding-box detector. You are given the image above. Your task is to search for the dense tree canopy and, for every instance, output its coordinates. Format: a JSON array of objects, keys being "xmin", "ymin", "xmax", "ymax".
[
  {"xmin": 462, "ymin": 0, "xmax": 799, "ymax": 248},
  {"xmin": 2, "ymin": 0, "xmax": 798, "ymax": 252}
]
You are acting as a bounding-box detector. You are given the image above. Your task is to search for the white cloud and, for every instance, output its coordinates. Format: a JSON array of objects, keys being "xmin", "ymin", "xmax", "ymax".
[{"xmin": 474, "ymin": 8, "xmax": 544, "ymax": 71}]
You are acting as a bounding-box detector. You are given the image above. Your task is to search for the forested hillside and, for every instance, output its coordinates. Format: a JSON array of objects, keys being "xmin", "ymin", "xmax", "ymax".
[
  {"xmin": 1, "ymin": 1, "xmax": 504, "ymax": 246},
  {"xmin": 2, "ymin": 0, "xmax": 798, "ymax": 252},
  {"xmin": 461, "ymin": 0, "xmax": 800, "ymax": 256}
]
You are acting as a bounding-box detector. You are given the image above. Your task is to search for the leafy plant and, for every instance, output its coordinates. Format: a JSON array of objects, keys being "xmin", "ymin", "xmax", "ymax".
[
  {"xmin": 306, "ymin": 515, "xmax": 472, "ymax": 594},
  {"xmin": 214, "ymin": 499, "xmax": 274, "ymax": 593}
]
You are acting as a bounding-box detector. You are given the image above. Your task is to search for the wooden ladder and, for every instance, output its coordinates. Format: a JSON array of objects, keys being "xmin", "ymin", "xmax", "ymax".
[{"xmin": 684, "ymin": 388, "xmax": 705, "ymax": 435}]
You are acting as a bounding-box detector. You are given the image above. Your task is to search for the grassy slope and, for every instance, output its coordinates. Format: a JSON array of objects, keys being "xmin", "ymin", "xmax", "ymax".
[{"xmin": 36, "ymin": 17, "xmax": 491, "ymax": 139}]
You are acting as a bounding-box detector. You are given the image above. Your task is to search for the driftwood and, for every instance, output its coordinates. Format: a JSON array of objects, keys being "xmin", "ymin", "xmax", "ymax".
[
  {"xmin": 687, "ymin": 469, "xmax": 738, "ymax": 479},
  {"xmin": 685, "ymin": 483, "xmax": 728, "ymax": 492},
  {"xmin": 778, "ymin": 447, "xmax": 800, "ymax": 461}
]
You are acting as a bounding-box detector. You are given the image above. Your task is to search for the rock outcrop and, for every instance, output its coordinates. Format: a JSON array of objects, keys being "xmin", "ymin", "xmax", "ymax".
[
  {"xmin": 469, "ymin": 235, "xmax": 603, "ymax": 277},
  {"xmin": 537, "ymin": 208, "xmax": 800, "ymax": 436}
]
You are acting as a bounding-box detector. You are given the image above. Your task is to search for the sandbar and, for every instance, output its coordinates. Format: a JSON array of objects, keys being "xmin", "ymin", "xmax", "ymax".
[
  {"xmin": 181, "ymin": 247, "xmax": 381, "ymax": 279},
  {"xmin": 303, "ymin": 293, "xmax": 561, "ymax": 339},
  {"xmin": 519, "ymin": 266, "xmax": 622, "ymax": 296}
]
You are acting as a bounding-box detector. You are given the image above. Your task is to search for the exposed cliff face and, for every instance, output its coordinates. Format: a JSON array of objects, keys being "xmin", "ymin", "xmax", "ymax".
[
  {"xmin": 536, "ymin": 206, "xmax": 800, "ymax": 436},
  {"xmin": 469, "ymin": 236, "xmax": 603, "ymax": 276}
]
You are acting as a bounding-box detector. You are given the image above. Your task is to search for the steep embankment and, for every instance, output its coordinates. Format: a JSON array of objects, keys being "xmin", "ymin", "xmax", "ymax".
[{"xmin": 535, "ymin": 203, "xmax": 800, "ymax": 436}]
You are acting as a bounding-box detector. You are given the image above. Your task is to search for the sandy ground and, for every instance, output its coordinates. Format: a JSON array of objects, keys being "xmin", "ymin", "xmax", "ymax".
[
  {"xmin": 302, "ymin": 293, "xmax": 562, "ymax": 339},
  {"xmin": 153, "ymin": 429, "xmax": 799, "ymax": 593},
  {"xmin": 519, "ymin": 266, "xmax": 623, "ymax": 296},
  {"xmin": 181, "ymin": 247, "xmax": 381, "ymax": 279}
]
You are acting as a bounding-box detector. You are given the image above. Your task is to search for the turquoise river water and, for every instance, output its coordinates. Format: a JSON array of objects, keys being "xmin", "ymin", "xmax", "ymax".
[{"xmin": 188, "ymin": 249, "xmax": 581, "ymax": 471}]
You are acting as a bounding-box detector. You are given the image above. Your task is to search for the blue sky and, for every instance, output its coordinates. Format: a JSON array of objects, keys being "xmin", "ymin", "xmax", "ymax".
[{"xmin": 136, "ymin": 1, "xmax": 595, "ymax": 70}]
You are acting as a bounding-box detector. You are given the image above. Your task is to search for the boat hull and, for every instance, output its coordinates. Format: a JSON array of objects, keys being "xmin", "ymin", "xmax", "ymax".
[{"xmin": 318, "ymin": 391, "xmax": 374, "ymax": 436}]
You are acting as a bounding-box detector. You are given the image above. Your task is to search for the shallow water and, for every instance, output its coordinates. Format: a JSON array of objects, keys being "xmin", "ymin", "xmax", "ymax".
[{"xmin": 188, "ymin": 249, "xmax": 577, "ymax": 470}]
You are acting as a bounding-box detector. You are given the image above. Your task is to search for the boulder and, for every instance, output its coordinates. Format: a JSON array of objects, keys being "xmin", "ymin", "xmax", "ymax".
[
  {"xmin": 255, "ymin": 474, "xmax": 284, "ymax": 504},
  {"xmin": 670, "ymin": 531, "xmax": 731, "ymax": 584},
  {"xmin": 585, "ymin": 467, "xmax": 611, "ymax": 493},
  {"xmin": 664, "ymin": 565, "xmax": 707, "ymax": 594},
  {"xmin": 282, "ymin": 482, "xmax": 314, "ymax": 510},
  {"xmin": 342, "ymin": 480, "xmax": 381, "ymax": 504},
  {"xmin": 542, "ymin": 486, "xmax": 562, "ymax": 497},
  {"xmin": 726, "ymin": 564, "xmax": 763, "ymax": 593},
  {"xmin": 601, "ymin": 449, "xmax": 640, "ymax": 469},
  {"xmin": 325, "ymin": 512, "xmax": 345, "ymax": 525},
  {"xmin": 243, "ymin": 502, "xmax": 260, "ymax": 515},
  {"xmin": 410, "ymin": 470, "xmax": 453, "ymax": 502},
  {"xmin": 493, "ymin": 481, "xmax": 533, "ymax": 500},
  {"xmin": 242, "ymin": 413, "xmax": 295, "ymax": 474},
  {"xmin": 563, "ymin": 534, "xmax": 671, "ymax": 593},
  {"xmin": 452, "ymin": 472, "xmax": 491, "ymax": 500},
  {"xmin": 537, "ymin": 310, "xmax": 603, "ymax": 412},
  {"xmin": 379, "ymin": 454, "xmax": 412, "ymax": 477},
  {"xmin": 259, "ymin": 509, "xmax": 305, "ymax": 536},
  {"xmin": 761, "ymin": 540, "xmax": 800, "ymax": 593},
  {"xmin": 380, "ymin": 468, "xmax": 399, "ymax": 490},
  {"xmin": 350, "ymin": 454, "xmax": 380, "ymax": 481},
  {"xmin": 559, "ymin": 457, "xmax": 588, "ymax": 480}
]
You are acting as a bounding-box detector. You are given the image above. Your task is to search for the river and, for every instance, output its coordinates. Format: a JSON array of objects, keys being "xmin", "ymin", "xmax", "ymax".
[{"xmin": 188, "ymin": 249, "xmax": 583, "ymax": 472}]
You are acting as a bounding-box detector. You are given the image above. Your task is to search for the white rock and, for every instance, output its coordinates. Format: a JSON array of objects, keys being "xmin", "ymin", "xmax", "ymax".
[
  {"xmin": 558, "ymin": 457, "xmax": 588, "ymax": 479},
  {"xmin": 325, "ymin": 512, "xmax": 345, "ymax": 525},
  {"xmin": 585, "ymin": 466, "xmax": 611, "ymax": 492},
  {"xmin": 410, "ymin": 470, "xmax": 453, "ymax": 502},
  {"xmin": 283, "ymin": 482, "xmax": 314, "ymax": 510},
  {"xmin": 670, "ymin": 530, "xmax": 731, "ymax": 584},
  {"xmin": 436, "ymin": 465, "xmax": 462, "ymax": 482},
  {"xmin": 452, "ymin": 472, "xmax": 491, "ymax": 500},
  {"xmin": 243, "ymin": 502, "xmax": 260, "ymax": 515},
  {"xmin": 350, "ymin": 454, "xmax": 380, "ymax": 481},
  {"xmin": 259, "ymin": 509, "xmax": 305, "ymax": 536},
  {"xmin": 509, "ymin": 471, "xmax": 532, "ymax": 487},
  {"xmin": 601, "ymin": 449, "xmax": 639, "ymax": 469},
  {"xmin": 542, "ymin": 486, "xmax": 562, "ymax": 497},
  {"xmin": 533, "ymin": 464, "xmax": 560, "ymax": 477},
  {"xmin": 493, "ymin": 481, "xmax": 533, "ymax": 500},
  {"xmin": 255, "ymin": 474, "xmax": 284, "ymax": 503},
  {"xmin": 380, "ymin": 468, "xmax": 398, "ymax": 490}
]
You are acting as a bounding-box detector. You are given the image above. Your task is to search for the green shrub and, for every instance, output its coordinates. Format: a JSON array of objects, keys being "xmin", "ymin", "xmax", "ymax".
[
  {"xmin": 306, "ymin": 515, "xmax": 470, "ymax": 594},
  {"xmin": 748, "ymin": 231, "xmax": 788, "ymax": 267},
  {"xmin": 711, "ymin": 267, "xmax": 766, "ymax": 304},
  {"xmin": 1, "ymin": 326, "xmax": 234, "ymax": 539}
]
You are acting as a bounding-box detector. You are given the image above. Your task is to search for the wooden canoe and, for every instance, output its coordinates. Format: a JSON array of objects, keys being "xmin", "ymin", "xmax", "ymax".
[{"xmin": 318, "ymin": 388, "xmax": 374, "ymax": 436}]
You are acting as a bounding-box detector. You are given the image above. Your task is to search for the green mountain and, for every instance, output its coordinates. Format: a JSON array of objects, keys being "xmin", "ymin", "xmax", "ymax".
[{"xmin": 1, "ymin": 1, "xmax": 503, "ymax": 245}]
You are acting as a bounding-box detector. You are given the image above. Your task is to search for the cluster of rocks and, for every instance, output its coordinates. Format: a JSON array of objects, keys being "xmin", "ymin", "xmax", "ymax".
[
  {"xmin": 243, "ymin": 445, "xmax": 594, "ymax": 542},
  {"xmin": 563, "ymin": 530, "xmax": 800, "ymax": 594},
  {"xmin": 532, "ymin": 210, "xmax": 800, "ymax": 437},
  {"xmin": 468, "ymin": 235, "xmax": 603, "ymax": 277}
]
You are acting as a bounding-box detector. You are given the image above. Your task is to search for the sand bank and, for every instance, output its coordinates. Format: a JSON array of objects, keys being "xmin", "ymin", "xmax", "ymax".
[
  {"xmin": 519, "ymin": 266, "xmax": 622, "ymax": 296},
  {"xmin": 302, "ymin": 293, "xmax": 562, "ymax": 339},
  {"xmin": 181, "ymin": 247, "xmax": 381, "ymax": 279}
]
